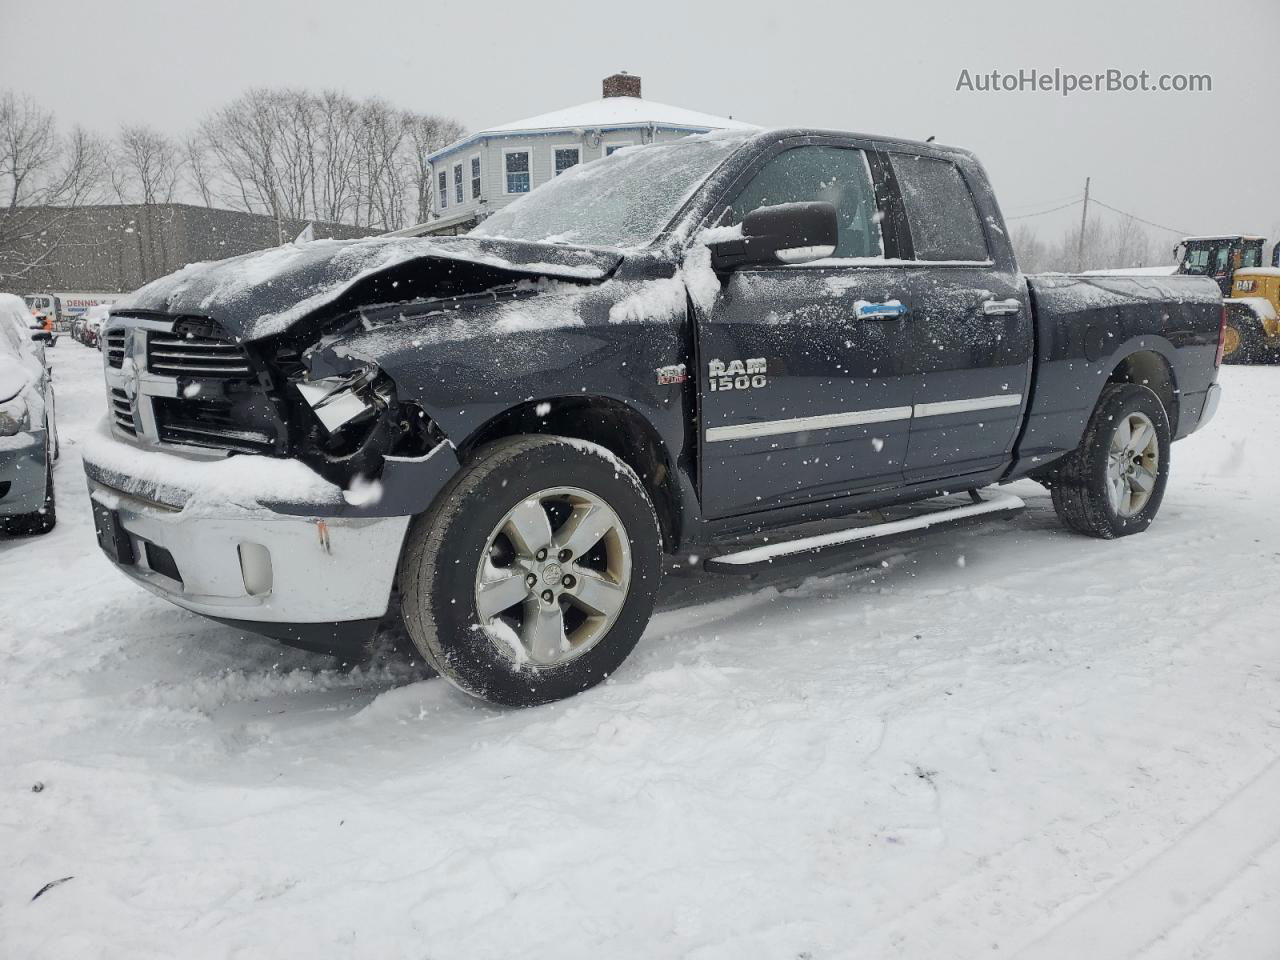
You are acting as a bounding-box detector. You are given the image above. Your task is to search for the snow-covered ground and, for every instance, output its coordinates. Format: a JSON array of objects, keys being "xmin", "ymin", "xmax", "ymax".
[{"xmin": 3, "ymin": 344, "xmax": 1278, "ymax": 959}]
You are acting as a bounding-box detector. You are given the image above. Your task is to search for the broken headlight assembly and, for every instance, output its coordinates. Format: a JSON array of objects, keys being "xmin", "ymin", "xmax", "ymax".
[
  {"xmin": 295, "ymin": 364, "xmax": 391, "ymax": 434},
  {"xmin": 290, "ymin": 359, "xmax": 441, "ymax": 485}
]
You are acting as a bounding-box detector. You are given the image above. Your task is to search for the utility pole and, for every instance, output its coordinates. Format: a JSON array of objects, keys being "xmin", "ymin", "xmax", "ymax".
[{"xmin": 1076, "ymin": 176, "xmax": 1091, "ymax": 272}]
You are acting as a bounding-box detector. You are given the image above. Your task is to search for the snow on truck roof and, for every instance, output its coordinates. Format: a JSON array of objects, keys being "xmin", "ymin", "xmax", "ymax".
[{"xmin": 1180, "ymin": 235, "xmax": 1267, "ymax": 242}]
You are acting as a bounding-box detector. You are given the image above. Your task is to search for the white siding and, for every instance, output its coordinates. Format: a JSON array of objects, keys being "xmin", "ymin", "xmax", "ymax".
[{"xmin": 428, "ymin": 126, "xmax": 713, "ymax": 222}]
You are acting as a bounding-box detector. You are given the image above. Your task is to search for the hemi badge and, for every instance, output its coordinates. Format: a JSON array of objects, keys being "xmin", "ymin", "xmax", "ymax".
[{"xmin": 656, "ymin": 363, "xmax": 688, "ymax": 385}]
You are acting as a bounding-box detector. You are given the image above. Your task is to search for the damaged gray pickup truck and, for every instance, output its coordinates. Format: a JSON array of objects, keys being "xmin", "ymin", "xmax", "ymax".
[{"xmin": 86, "ymin": 128, "xmax": 1224, "ymax": 705}]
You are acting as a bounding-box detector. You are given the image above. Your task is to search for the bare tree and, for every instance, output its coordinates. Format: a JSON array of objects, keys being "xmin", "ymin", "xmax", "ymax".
[
  {"xmin": 110, "ymin": 124, "xmax": 185, "ymax": 277},
  {"xmin": 112, "ymin": 124, "xmax": 183, "ymax": 204},
  {"xmin": 1011, "ymin": 225, "xmax": 1053, "ymax": 274},
  {"xmin": 315, "ymin": 90, "xmax": 362, "ymax": 223},
  {"xmin": 200, "ymin": 88, "xmax": 287, "ymax": 221},
  {"xmin": 2, "ymin": 86, "xmax": 463, "ymax": 287},
  {"xmin": 1, "ymin": 92, "xmax": 109, "ymax": 284},
  {"xmin": 184, "ymin": 135, "xmax": 215, "ymax": 207},
  {"xmin": 199, "ymin": 87, "xmax": 463, "ymax": 232},
  {"xmin": 1098, "ymin": 215, "xmax": 1153, "ymax": 269},
  {"xmin": 404, "ymin": 112, "xmax": 464, "ymax": 225},
  {"xmin": 354, "ymin": 98, "xmax": 407, "ymax": 230}
]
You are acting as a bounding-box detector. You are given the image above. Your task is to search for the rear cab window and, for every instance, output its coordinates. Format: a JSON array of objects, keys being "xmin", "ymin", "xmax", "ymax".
[{"xmin": 889, "ymin": 154, "xmax": 990, "ymax": 262}]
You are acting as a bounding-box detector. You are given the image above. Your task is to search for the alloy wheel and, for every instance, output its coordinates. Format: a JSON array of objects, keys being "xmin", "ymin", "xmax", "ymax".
[
  {"xmin": 1106, "ymin": 411, "xmax": 1159, "ymax": 517},
  {"xmin": 473, "ymin": 486, "xmax": 632, "ymax": 666}
]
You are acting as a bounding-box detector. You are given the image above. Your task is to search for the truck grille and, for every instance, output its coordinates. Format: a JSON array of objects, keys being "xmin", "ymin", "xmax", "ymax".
[
  {"xmin": 110, "ymin": 388, "xmax": 136, "ymax": 435},
  {"xmin": 147, "ymin": 331, "xmax": 253, "ymax": 379},
  {"xmin": 152, "ymin": 396, "xmax": 276, "ymax": 455},
  {"xmin": 103, "ymin": 315, "xmax": 286, "ymax": 457},
  {"xmin": 105, "ymin": 330, "xmax": 126, "ymax": 369}
]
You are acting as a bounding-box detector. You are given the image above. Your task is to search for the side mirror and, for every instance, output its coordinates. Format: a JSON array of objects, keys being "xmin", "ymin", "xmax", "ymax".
[
  {"xmin": 709, "ymin": 201, "xmax": 839, "ymax": 272},
  {"xmin": 31, "ymin": 330, "xmax": 53, "ymax": 343}
]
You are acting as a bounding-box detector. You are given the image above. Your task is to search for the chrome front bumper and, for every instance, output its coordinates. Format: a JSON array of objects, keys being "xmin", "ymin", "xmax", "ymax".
[{"xmin": 88, "ymin": 478, "xmax": 409, "ymax": 645}]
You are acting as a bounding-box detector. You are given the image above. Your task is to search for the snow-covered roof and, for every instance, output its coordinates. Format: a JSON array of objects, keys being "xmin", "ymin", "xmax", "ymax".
[
  {"xmin": 483, "ymin": 96, "xmax": 757, "ymax": 135},
  {"xmin": 1180, "ymin": 235, "xmax": 1267, "ymax": 242},
  {"xmin": 429, "ymin": 96, "xmax": 758, "ymax": 162}
]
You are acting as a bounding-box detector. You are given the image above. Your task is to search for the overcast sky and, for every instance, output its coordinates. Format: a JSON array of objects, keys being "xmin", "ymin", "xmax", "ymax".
[{"xmin": 5, "ymin": 0, "xmax": 1278, "ymax": 251}]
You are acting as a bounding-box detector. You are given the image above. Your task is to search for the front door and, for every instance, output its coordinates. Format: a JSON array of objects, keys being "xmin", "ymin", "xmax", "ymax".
[{"xmin": 696, "ymin": 142, "xmax": 918, "ymax": 518}]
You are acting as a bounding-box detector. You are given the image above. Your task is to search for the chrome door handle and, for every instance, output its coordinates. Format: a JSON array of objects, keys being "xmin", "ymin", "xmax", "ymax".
[
  {"xmin": 982, "ymin": 298, "xmax": 1022, "ymax": 316},
  {"xmin": 857, "ymin": 301, "xmax": 909, "ymax": 320}
]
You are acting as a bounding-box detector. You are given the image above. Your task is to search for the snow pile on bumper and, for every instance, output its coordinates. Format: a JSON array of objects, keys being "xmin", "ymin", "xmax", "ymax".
[{"xmin": 81, "ymin": 419, "xmax": 343, "ymax": 512}]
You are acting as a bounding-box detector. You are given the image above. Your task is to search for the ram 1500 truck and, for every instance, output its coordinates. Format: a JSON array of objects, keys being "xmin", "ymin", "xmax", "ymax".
[{"xmin": 84, "ymin": 128, "xmax": 1225, "ymax": 706}]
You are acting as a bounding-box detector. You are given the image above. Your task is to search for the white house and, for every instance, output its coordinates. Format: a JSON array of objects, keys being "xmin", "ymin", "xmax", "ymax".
[{"xmin": 420, "ymin": 73, "xmax": 756, "ymax": 234}]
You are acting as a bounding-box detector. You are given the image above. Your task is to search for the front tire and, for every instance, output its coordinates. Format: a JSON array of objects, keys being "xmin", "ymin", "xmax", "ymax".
[
  {"xmin": 1045, "ymin": 383, "xmax": 1171, "ymax": 539},
  {"xmin": 398, "ymin": 436, "xmax": 662, "ymax": 706}
]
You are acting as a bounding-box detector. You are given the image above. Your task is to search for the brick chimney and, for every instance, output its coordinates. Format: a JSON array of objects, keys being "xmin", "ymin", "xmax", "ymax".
[{"xmin": 602, "ymin": 72, "xmax": 642, "ymax": 99}]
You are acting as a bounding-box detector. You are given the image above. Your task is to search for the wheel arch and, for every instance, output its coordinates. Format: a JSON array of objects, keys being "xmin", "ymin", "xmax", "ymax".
[
  {"xmin": 458, "ymin": 396, "xmax": 683, "ymax": 551},
  {"xmin": 1107, "ymin": 349, "xmax": 1179, "ymax": 435}
]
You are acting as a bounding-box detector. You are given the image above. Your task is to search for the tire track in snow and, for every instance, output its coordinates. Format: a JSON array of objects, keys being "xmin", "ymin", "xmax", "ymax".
[{"xmin": 1014, "ymin": 756, "xmax": 1280, "ymax": 959}]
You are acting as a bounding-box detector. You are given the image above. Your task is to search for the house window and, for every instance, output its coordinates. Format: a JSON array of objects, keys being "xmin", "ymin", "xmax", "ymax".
[
  {"xmin": 504, "ymin": 150, "xmax": 531, "ymax": 193},
  {"xmin": 554, "ymin": 146, "xmax": 580, "ymax": 176},
  {"xmin": 454, "ymin": 163, "xmax": 464, "ymax": 204},
  {"xmin": 470, "ymin": 156, "xmax": 482, "ymax": 199},
  {"xmin": 438, "ymin": 169, "xmax": 448, "ymax": 209},
  {"xmin": 605, "ymin": 142, "xmax": 633, "ymax": 157}
]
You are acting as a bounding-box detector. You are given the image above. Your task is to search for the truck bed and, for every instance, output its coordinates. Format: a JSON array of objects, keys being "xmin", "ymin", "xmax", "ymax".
[{"xmin": 1016, "ymin": 272, "xmax": 1223, "ymax": 473}]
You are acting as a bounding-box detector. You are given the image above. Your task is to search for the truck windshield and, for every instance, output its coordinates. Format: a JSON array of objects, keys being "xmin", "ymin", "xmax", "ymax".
[{"xmin": 472, "ymin": 134, "xmax": 750, "ymax": 249}]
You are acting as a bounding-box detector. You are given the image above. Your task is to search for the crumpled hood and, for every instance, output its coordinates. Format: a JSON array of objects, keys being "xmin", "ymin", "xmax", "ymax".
[{"xmin": 111, "ymin": 235, "xmax": 623, "ymax": 342}]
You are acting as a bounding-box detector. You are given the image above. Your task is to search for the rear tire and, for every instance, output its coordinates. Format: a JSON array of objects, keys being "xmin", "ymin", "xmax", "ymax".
[
  {"xmin": 397, "ymin": 435, "xmax": 662, "ymax": 706},
  {"xmin": 1045, "ymin": 383, "xmax": 1170, "ymax": 539}
]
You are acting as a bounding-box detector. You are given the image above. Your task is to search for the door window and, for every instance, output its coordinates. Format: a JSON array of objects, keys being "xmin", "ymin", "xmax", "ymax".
[
  {"xmin": 890, "ymin": 154, "xmax": 989, "ymax": 261},
  {"xmin": 723, "ymin": 146, "xmax": 883, "ymax": 259}
]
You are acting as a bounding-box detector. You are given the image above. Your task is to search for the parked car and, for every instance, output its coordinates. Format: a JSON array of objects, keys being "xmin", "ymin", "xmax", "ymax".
[
  {"xmin": 0, "ymin": 293, "xmax": 57, "ymax": 536},
  {"xmin": 84, "ymin": 128, "xmax": 1224, "ymax": 705},
  {"xmin": 80, "ymin": 304, "xmax": 111, "ymax": 349}
]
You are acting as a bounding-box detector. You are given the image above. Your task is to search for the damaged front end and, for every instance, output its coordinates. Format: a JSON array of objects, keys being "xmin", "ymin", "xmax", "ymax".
[
  {"xmin": 95, "ymin": 234, "xmax": 617, "ymax": 509},
  {"xmin": 282, "ymin": 349, "xmax": 446, "ymax": 497}
]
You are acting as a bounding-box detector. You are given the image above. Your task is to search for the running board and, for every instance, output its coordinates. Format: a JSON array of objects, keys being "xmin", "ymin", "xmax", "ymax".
[{"xmin": 703, "ymin": 490, "xmax": 1025, "ymax": 573}]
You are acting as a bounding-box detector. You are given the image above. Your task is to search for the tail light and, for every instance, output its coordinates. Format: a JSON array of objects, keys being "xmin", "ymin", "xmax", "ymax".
[{"xmin": 1214, "ymin": 304, "xmax": 1227, "ymax": 368}]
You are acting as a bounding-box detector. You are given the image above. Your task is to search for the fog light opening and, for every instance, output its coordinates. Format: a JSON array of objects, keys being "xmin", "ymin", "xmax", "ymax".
[{"xmin": 238, "ymin": 542, "xmax": 273, "ymax": 596}]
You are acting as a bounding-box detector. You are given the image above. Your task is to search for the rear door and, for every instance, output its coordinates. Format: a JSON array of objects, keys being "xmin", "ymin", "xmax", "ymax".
[
  {"xmin": 881, "ymin": 150, "xmax": 1033, "ymax": 483},
  {"xmin": 695, "ymin": 139, "xmax": 919, "ymax": 518}
]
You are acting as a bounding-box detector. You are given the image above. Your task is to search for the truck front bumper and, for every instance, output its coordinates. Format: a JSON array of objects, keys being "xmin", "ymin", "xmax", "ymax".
[{"xmin": 87, "ymin": 477, "xmax": 410, "ymax": 656}]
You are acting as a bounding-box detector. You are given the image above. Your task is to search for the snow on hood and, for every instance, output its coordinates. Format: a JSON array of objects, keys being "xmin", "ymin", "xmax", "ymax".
[{"xmin": 111, "ymin": 235, "xmax": 622, "ymax": 342}]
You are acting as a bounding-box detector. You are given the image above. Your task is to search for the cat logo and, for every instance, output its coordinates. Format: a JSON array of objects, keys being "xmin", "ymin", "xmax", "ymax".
[{"xmin": 708, "ymin": 358, "xmax": 768, "ymax": 392}]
